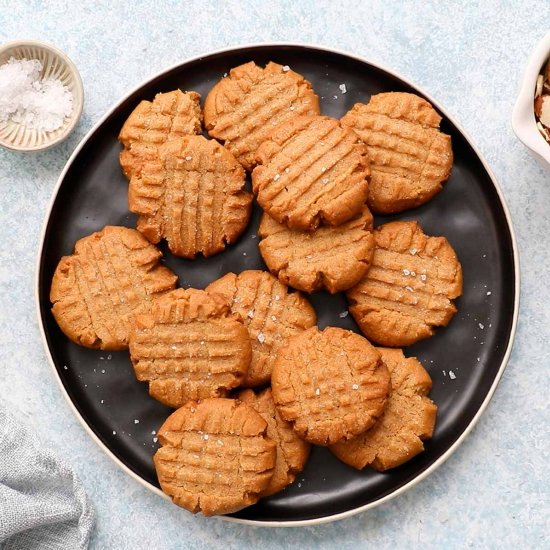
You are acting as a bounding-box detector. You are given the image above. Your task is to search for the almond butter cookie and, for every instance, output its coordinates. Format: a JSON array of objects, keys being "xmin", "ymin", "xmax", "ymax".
[
  {"xmin": 252, "ymin": 115, "xmax": 370, "ymax": 231},
  {"xmin": 238, "ymin": 387, "xmax": 311, "ymax": 497},
  {"xmin": 154, "ymin": 398, "xmax": 276, "ymax": 516},
  {"xmin": 330, "ymin": 348, "xmax": 437, "ymax": 471},
  {"xmin": 50, "ymin": 225, "xmax": 177, "ymax": 351},
  {"xmin": 128, "ymin": 135, "xmax": 253, "ymax": 258},
  {"xmin": 341, "ymin": 92, "xmax": 453, "ymax": 214},
  {"xmin": 129, "ymin": 288, "xmax": 251, "ymax": 408},
  {"xmin": 204, "ymin": 61, "xmax": 320, "ymax": 170},
  {"xmin": 206, "ymin": 270, "xmax": 316, "ymax": 387},
  {"xmin": 271, "ymin": 326, "xmax": 391, "ymax": 446},
  {"xmin": 258, "ymin": 206, "xmax": 375, "ymax": 293},
  {"xmin": 119, "ymin": 89, "xmax": 202, "ymax": 178},
  {"xmin": 346, "ymin": 221, "xmax": 463, "ymax": 347}
]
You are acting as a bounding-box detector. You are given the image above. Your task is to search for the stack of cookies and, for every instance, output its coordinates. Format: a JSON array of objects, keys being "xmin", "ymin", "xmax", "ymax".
[{"xmin": 50, "ymin": 61, "xmax": 463, "ymax": 517}]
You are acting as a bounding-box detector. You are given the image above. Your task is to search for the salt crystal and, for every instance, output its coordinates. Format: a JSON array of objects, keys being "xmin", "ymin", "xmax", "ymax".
[
  {"xmin": 185, "ymin": 155, "xmax": 193, "ymax": 161},
  {"xmin": 321, "ymin": 167, "xmax": 327, "ymax": 172},
  {"xmin": 487, "ymin": 291, "xmax": 492, "ymax": 296},
  {"xmin": 203, "ymin": 434, "xmax": 209, "ymax": 440},
  {"xmin": 289, "ymin": 105, "xmax": 295, "ymax": 111},
  {"xmin": 333, "ymin": 95, "xmax": 338, "ymax": 99},
  {"xmin": 420, "ymin": 274, "xmax": 427, "ymax": 281},
  {"xmin": 153, "ymin": 437, "xmax": 158, "ymax": 443},
  {"xmin": 193, "ymin": 454, "xmax": 200, "ymax": 459},
  {"xmin": 107, "ymin": 354, "xmax": 112, "ymax": 360},
  {"xmin": 0, "ymin": 57, "xmax": 74, "ymax": 131},
  {"xmin": 217, "ymin": 439, "xmax": 224, "ymax": 446},
  {"xmin": 284, "ymin": 168, "xmax": 290, "ymax": 173},
  {"xmin": 273, "ymin": 174, "xmax": 280, "ymax": 181},
  {"xmin": 449, "ymin": 371, "xmax": 456, "ymax": 380},
  {"xmin": 411, "ymin": 271, "xmax": 416, "ymax": 277},
  {"xmin": 271, "ymin": 315, "xmax": 277, "ymax": 321},
  {"xmin": 275, "ymin": 295, "xmax": 280, "ymax": 301},
  {"xmin": 282, "ymin": 65, "xmax": 290, "ymax": 72},
  {"xmin": 322, "ymin": 178, "xmax": 329, "ymax": 184},
  {"xmin": 100, "ymin": 369, "xmax": 105, "ymax": 374},
  {"xmin": 134, "ymin": 419, "xmax": 139, "ymax": 424},
  {"xmin": 410, "ymin": 248, "xmax": 417, "ymax": 255},
  {"xmin": 352, "ymin": 384, "xmax": 359, "ymax": 390},
  {"xmin": 243, "ymin": 252, "xmax": 247, "ymax": 256},
  {"xmin": 479, "ymin": 323, "xmax": 485, "ymax": 330},
  {"xmin": 257, "ymin": 332, "xmax": 266, "ymax": 344},
  {"xmin": 403, "ymin": 269, "xmax": 410, "ymax": 276},
  {"xmin": 405, "ymin": 286, "xmax": 414, "ymax": 292},
  {"xmin": 247, "ymin": 310, "xmax": 254, "ymax": 319},
  {"xmin": 200, "ymin": 341, "xmax": 205, "ymax": 345},
  {"xmin": 339, "ymin": 311, "xmax": 348, "ymax": 318},
  {"xmin": 223, "ymin": 72, "xmax": 228, "ymax": 77},
  {"xmin": 315, "ymin": 388, "xmax": 320, "ymax": 396},
  {"xmin": 112, "ymin": 430, "xmax": 117, "ymax": 435},
  {"xmin": 100, "ymin": 400, "xmax": 104, "ymax": 404},
  {"xmin": 339, "ymin": 83, "xmax": 347, "ymax": 94},
  {"xmin": 151, "ymin": 430, "xmax": 156, "ymax": 435},
  {"xmin": 63, "ymin": 365, "xmax": 68, "ymax": 370}
]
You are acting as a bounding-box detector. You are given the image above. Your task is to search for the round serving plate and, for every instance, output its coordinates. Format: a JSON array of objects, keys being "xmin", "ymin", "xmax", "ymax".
[{"xmin": 36, "ymin": 43, "xmax": 519, "ymax": 526}]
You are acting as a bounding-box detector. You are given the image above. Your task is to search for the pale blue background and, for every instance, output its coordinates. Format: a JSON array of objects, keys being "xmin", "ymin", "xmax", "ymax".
[{"xmin": 0, "ymin": 1, "xmax": 548, "ymax": 548}]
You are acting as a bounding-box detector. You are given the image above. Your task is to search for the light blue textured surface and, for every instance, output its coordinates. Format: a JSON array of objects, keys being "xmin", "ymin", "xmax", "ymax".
[{"xmin": 0, "ymin": 1, "xmax": 548, "ymax": 548}]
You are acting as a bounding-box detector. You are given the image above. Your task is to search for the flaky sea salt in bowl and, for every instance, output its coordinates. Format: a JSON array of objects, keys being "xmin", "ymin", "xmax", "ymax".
[{"xmin": 0, "ymin": 40, "xmax": 83, "ymax": 152}]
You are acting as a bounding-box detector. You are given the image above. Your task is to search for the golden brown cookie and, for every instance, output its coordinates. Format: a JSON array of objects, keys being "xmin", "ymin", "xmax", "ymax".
[
  {"xmin": 258, "ymin": 206, "xmax": 375, "ymax": 293},
  {"xmin": 330, "ymin": 348, "xmax": 437, "ymax": 471},
  {"xmin": 271, "ymin": 326, "xmax": 391, "ymax": 446},
  {"xmin": 50, "ymin": 226, "xmax": 177, "ymax": 351},
  {"xmin": 203, "ymin": 61, "xmax": 320, "ymax": 171},
  {"xmin": 346, "ymin": 221, "xmax": 463, "ymax": 347},
  {"xmin": 341, "ymin": 92, "xmax": 453, "ymax": 214},
  {"xmin": 238, "ymin": 388, "xmax": 310, "ymax": 497},
  {"xmin": 252, "ymin": 115, "xmax": 370, "ymax": 231},
  {"xmin": 129, "ymin": 288, "xmax": 252, "ymax": 408},
  {"xmin": 119, "ymin": 90, "xmax": 202, "ymax": 178},
  {"xmin": 128, "ymin": 135, "xmax": 253, "ymax": 258},
  {"xmin": 154, "ymin": 399, "xmax": 276, "ymax": 516},
  {"xmin": 206, "ymin": 270, "xmax": 316, "ymax": 387}
]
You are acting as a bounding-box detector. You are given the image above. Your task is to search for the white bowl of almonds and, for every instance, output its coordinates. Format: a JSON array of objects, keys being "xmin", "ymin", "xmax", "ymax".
[
  {"xmin": 512, "ymin": 31, "xmax": 550, "ymax": 170},
  {"xmin": 0, "ymin": 40, "xmax": 83, "ymax": 152}
]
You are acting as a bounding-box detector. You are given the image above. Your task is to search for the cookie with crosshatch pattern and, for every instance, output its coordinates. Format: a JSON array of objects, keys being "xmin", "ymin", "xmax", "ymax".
[
  {"xmin": 204, "ymin": 61, "xmax": 320, "ymax": 171},
  {"xmin": 238, "ymin": 387, "xmax": 311, "ymax": 496},
  {"xmin": 129, "ymin": 288, "xmax": 251, "ymax": 408},
  {"xmin": 154, "ymin": 398, "xmax": 276, "ymax": 516},
  {"xmin": 252, "ymin": 115, "xmax": 370, "ymax": 231},
  {"xmin": 128, "ymin": 135, "xmax": 253, "ymax": 258},
  {"xmin": 330, "ymin": 347, "xmax": 438, "ymax": 471},
  {"xmin": 341, "ymin": 92, "xmax": 453, "ymax": 214},
  {"xmin": 206, "ymin": 270, "xmax": 316, "ymax": 387},
  {"xmin": 346, "ymin": 220, "xmax": 463, "ymax": 347},
  {"xmin": 258, "ymin": 206, "xmax": 375, "ymax": 293},
  {"xmin": 50, "ymin": 225, "xmax": 177, "ymax": 351},
  {"xmin": 271, "ymin": 326, "xmax": 391, "ymax": 446},
  {"xmin": 119, "ymin": 89, "xmax": 202, "ymax": 179}
]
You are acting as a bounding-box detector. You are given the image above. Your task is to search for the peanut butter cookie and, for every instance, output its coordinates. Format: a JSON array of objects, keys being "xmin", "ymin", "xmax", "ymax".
[
  {"xmin": 50, "ymin": 226, "xmax": 177, "ymax": 351},
  {"xmin": 129, "ymin": 288, "xmax": 251, "ymax": 408},
  {"xmin": 341, "ymin": 92, "xmax": 453, "ymax": 214},
  {"xmin": 128, "ymin": 135, "xmax": 253, "ymax": 258},
  {"xmin": 271, "ymin": 326, "xmax": 391, "ymax": 446},
  {"xmin": 330, "ymin": 348, "xmax": 437, "ymax": 471},
  {"xmin": 154, "ymin": 398, "xmax": 276, "ymax": 516},
  {"xmin": 238, "ymin": 388, "xmax": 310, "ymax": 497},
  {"xmin": 252, "ymin": 115, "xmax": 370, "ymax": 231},
  {"xmin": 346, "ymin": 221, "xmax": 463, "ymax": 347},
  {"xmin": 119, "ymin": 90, "xmax": 202, "ymax": 178},
  {"xmin": 206, "ymin": 270, "xmax": 316, "ymax": 387},
  {"xmin": 204, "ymin": 61, "xmax": 320, "ymax": 170},
  {"xmin": 258, "ymin": 206, "xmax": 375, "ymax": 293}
]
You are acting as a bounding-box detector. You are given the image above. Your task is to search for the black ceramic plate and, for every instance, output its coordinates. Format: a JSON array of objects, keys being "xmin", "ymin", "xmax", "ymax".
[{"xmin": 37, "ymin": 44, "xmax": 518, "ymax": 525}]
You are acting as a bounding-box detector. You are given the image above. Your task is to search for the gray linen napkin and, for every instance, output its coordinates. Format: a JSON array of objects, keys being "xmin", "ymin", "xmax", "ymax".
[{"xmin": 0, "ymin": 405, "xmax": 94, "ymax": 549}]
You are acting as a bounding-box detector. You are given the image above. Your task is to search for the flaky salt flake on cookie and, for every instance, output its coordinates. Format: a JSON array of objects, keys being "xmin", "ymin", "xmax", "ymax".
[
  {"xmin": 129, "ymin": 288, "xmax": 251, "ymax": 408},
  {"xmin": 206, "ymin": 270, "xmax": 316, "ymax": 387},
  {"xmin": 119, "ymin": 89, "xmax": 202, "ymax": 178},
  {"xmin": 341, "ymin": 92, "xmax": 453, "ymax": 214},
  {"xmin": 271, "ymin": 326, "xmax": 391, "ymax": 446},
  {"xmin": 50, "ymin": 226, "xmax": 177, "ymax": 351},
  {"xmin": 346, "ymin": 220, "xmax": 463, "ymax": 347},
  {"xmin": 238, "ymin": 388, "xmax": 310, "ymax": 497},
  {"xmin": 330, "ymin": 348, "xmax": 437, "ymax": 471},
  {"xmin": 204, "ymin": 61, "xmax": 320, "ymax": 171},
  {"xmin": 252, "ymin": 115, "xmax": 370, "ymax": 231},
  {"xmin": 128, "ymin": 135, "xmax": 253, "ymax": 258},
  {"xmin": 258, "ymin": 206, "xmax": 375, "ymax": 293},
  {"xmin": 154, "ymin": 399, "xmax": 276, "ymax": 516}
]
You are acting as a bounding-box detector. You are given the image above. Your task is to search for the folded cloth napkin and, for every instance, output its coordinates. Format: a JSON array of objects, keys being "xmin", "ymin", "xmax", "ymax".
[{"xmin": 0, "ymin": 404, "xmax": 94, "ymax": 549}]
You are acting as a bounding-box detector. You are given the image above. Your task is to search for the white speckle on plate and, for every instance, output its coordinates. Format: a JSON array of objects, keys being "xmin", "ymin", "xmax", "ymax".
[
  {"xmin": 487, "ymin": 291, "xmax": 492, "ymax": 296},
  {"xmin": 339, "ymin": 311, "xmax": 349, "ymax": 318},
  {"xmin": 134, "ymin": 419, "xmax": 139, "ymax": 424},
  {"xmin": 112, "ymin": 430, "xmax": 117, "ymax": 435},
  {"xmin": 449, "ymin": 371, "xmax": 456, "ymax": 380},
  {"xmin": 479, "ymin": 323, "xmax": 485, "ymax": 329}
]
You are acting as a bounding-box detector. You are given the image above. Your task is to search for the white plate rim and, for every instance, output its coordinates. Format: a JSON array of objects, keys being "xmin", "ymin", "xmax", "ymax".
[{"xmin": 34, "ymin": 41, "xmax": 520, "ymax": 528}]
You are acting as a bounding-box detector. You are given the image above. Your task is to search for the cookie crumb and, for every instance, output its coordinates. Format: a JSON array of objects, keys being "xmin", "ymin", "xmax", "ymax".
[
  {"xmin": 449, "ymin": 370, "xmax": 456, "ymax": 380},
  {"xmin": 339, "ymin": 83, "xmax": 347, "ymax": 94},
  {"xmin": 339, "ymin": 311, "xmax": 349, "ymax": 318}
]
